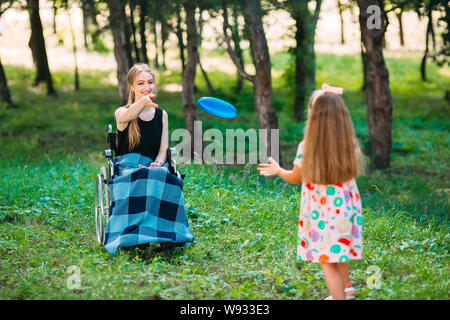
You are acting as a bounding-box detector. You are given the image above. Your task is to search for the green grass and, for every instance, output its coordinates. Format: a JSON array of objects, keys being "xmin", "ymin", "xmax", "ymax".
[{"xmin": 0, "ymin": 51, "xmax": 449, "ymax": 299}]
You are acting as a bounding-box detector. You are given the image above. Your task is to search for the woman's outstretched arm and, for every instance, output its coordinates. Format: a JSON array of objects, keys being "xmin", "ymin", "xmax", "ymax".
[{"xmin": 115, "ymin": 94, "xmax": 158, "ymax": 125}]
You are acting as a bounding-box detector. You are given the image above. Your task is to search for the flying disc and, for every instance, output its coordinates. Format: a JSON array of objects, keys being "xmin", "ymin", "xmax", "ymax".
[{"xmin": 197, "ymin": 97, "xmax": 237, "ymax": 118}]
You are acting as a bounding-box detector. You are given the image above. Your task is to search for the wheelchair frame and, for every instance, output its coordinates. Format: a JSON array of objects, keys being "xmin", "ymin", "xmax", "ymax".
[{"xmin": 94, "ymin": 124, "xmax": 182, "ymax": 245}]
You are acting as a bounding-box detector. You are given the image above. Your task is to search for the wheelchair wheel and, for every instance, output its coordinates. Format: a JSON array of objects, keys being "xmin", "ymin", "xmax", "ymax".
[{"xmin": 95, "ymin": 166, "xmax": 110, "ymax": 245}]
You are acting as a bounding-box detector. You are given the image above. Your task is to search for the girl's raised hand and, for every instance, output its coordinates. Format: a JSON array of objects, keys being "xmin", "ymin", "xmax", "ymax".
[{"xmin": 257, "ymin": 157, "xmax": 280, "ymax": 177}]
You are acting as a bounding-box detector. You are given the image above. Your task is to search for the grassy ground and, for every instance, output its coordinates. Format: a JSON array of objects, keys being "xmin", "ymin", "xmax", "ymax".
[{"xmin": 0, "ymin": 51, "xmax": 449, "ymax": 299}]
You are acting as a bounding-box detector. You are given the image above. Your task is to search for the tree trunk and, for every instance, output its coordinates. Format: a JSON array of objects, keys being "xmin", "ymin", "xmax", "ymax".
[
  {"xmin": 357, "ymin": 0, "xmax": 392, "ymax": 170},
  {"xmin": 181, "ymin": 1, "xmax": 199, "ymax": 141},
  {"xmin": 107, "ymin": 0, "xmax": 132, "ymax": 105},
  {"xmin": 290, "ymin": 0, "xmax": 321, "ymax": 121},
  {"xmin": 68, "ymin": 6, "xmax": 79, "ymax": 90},
  {"xmin": 196, "ymin": 12, "xmax": 214, "ymax": 96},
  {"xmin": 0, "ymin": 59, "xmax": 15, "ymax": 108},
  {"xmin": 293, "ymin": 12, "xmax": 309, "ymax": 121},
  {"xmin": 161, "ymin": 20, "xmax": 168, "ymax": 70},
  {"xmin": 81, "ymin": 0, "xmax": 89, "ymax": 49},
  {"xmin": 175, "ymin": 7, "xmax": 186, "ymax": 74},
  {"xmin": 152, "ymin": 20, "xmax": 160, "ymax": 69},
  {"xmin": 231, "ymin": 6, "xmax": 244, "ymax": 96},
  {"xmin": 243, "ymin": 0, "xmax": 279, "ymax": 160},
  {"xmin": 429, "ymin": 10, "xmax": 436, "ymax": 52},
  {"xmin": 138, "ymin": 0, "xmax": 148, "ymax": 65},
  {"xmin": 52, "ymin": 2, "xmax": 57, "ymax": 34},
  {"xmin": 421, "ymin": 10, "xmax": 431, "ymax": 82},
  {"xmin": 27, "ymin": 0, "xmax": 56, "ymax": 96},
  {"xmin": 123, "ymin": 4, "xmax": 133, "ymax": 67},
  {"xmin": 129, "ymin": 2, "xmax": 141, "ymax": 63},
  {"xmin": 338, "ymin": 0, "xmax": 345, "ymax": 44},
  {"xmin": 396, "ymin": 10, "xmax": 404, "ymax": 46}
]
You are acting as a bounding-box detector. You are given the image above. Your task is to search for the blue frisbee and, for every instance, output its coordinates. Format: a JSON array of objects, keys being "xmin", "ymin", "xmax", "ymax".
[{"xmin": 197, "ymin": 97, "xmax": 237, "ymax": 118}]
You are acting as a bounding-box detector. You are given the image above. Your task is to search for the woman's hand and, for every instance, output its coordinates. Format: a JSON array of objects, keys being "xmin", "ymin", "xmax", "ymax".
[
  {"xmin": 257, "ymin": 157, "xmax": 280, "ymax": 177},
  {"xmin": 149, "ymin": 161, "xmax": 162, "ymax": 169},
  {"xmin": 142, "ymin": 93, "xmax": 159, "ymax": 108},
  {"xmin": 138, "ymin": 161, "xmax": 162, "ymax": 170}
]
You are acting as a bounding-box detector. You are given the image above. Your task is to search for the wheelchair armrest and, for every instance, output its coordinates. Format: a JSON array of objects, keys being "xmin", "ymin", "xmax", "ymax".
[
  {"xmin": 104, "ymin": 149, "xmax": 113, "ymax": 158},
  {"xmin": 101, "ymin": 125, "xmax": 116, "ymax": 160},
  {"xmin": 167, "ymin": 147, "xmax": 185, "ymax": 180}
]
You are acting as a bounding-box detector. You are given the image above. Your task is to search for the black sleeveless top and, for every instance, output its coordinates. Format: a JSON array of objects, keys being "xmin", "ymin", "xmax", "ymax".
[{"xmin": 116, "ymin": 108, "xmax": 163, "ymax": 160}]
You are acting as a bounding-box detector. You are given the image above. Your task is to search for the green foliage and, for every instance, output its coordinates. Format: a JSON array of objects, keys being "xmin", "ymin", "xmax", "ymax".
[
  {"xmin": 91, "ymin": 35, "xmax": 110, "ymax": 53},
  {"xmin": 0, "ymin": 51, "xmax": 448, "ymax": 299}
]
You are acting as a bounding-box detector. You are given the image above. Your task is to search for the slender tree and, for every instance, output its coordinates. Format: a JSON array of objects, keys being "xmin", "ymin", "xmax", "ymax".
[
  {"xmin": 128, "ymin": 0, "xmax": 141, "ymax": 63},
  {"xmin": 27, "ymin": 0, "xmax": 56, "ymax": 96},
  {"xmin": 123, "ymin": 2, "xmax": 133, "ymax": 66},
  {"xmin": 338, "ymin": 0, "xmax": 345, "ymax": 44},
  {"xmin": 395, "ymin": 7, "xmax": 405, "ymax": 46},
  {"xmin": 52, "ymin": 0, "xmax": 58, "ymax": 34},
  {"xmin": 417, "ymin": 0, "xmax": 441, "ymax": 81},
  {"xmin": 66, "ymin": 1, "xmax": 79, "ymax": 90},
  {"xmin": 196, "ymin": 8, "xmax": 215, "ymax": 96},
  {"xmin": 223, "ymin": 0, "xmax": 280, "ymax": 162},
  {"xmin": 152, "ymin": 19, "xmax": 160, "ymax": 69},
  {"xmin": 174, "ymin": 4, "xmax": 186, "ymax": 73},
  {"xmin": 357, "ymin": 0, "xmax": 393, "ymax": 169},
  {"xmin": 0, "ymin": 59, "xmax": 14, "ymax": 108},
  {"xmin": 138, "ymin": 0, "xmax": 149, "ymax": 64},
  {"xmin": 421, "ymin": 5, "xmax": 433, "ymax": 81},
  {"xmin": 181, "ymin": 0, "xmax": 200, "ymax": 142},
  {"xmin": 0, "ymin": 7, "xmax": 15, "ymax": 108},
  {"xmin": 161, "ymin": 19, "xmax": 170, "ymax": 70},
  {"xmin": 285, "ymin": 0, "xmax": 322, "ymax": 121},
  {"xmin": 230, "ymin": 4, "xmax": 245, "ymax": 96},
  {"xmin": 107, "ymin": 0, "xmax": 132, "ymax": 105}
]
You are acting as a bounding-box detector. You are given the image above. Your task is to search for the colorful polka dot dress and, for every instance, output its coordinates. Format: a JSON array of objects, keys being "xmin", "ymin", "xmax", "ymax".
[{"xmin": 293, "ymin": 141, "xmax": 363, "ymax": 263}]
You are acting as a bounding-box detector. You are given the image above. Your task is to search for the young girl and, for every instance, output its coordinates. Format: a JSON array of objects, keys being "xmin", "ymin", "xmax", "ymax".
[{"xmin": 258, "ymin": 83, "xmax": 364, "ymax": 300}]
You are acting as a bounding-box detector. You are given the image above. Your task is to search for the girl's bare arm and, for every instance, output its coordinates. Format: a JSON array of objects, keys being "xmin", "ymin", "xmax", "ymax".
[
  {"xmin": 276, "ymin": 165, "xmax": 302, "ymax": 185},
  {"xmin": 257, "ymin": 157, "xmax": 302, "ymax": 185}
]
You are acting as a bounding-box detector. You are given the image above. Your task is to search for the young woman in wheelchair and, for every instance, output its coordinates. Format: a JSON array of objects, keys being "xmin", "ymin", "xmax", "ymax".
[
  {"xmin": 114, "ymin": 64, "xmax": 167, "ymax": 168},
  {"xmin": 100, "ymin": 63, "xmax": 193, "ymax": 256}
]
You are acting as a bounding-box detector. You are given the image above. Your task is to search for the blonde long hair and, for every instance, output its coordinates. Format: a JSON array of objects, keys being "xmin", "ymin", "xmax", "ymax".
[
  {"xmin": 125, "ymin": 63, "xmax": 156, "ymax": 150},
  {"xmin": 302, "ymin": 90, "xmax": 363, "ymax": 185}
]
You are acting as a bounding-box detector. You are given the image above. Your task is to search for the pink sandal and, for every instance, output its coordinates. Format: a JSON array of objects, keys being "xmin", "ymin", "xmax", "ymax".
[
  {"xmin": 324, "ymin": 286, "xmax": 355, "ymax": 300},
  {"xmin": 345, "ymin": 285, "xmax": 355, "ymax": 300}
]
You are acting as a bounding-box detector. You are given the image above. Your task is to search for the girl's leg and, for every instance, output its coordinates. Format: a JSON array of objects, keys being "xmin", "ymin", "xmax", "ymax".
[
  {"xmin": 320, "ymin": 263, "xmax": 345, "ymax": 300},
  {"xmin": 337, "ymin": 262, "xmax": 355, "ymax": 298},
  {"xmin": 336, "ymin": 262, "xmax": 351, "ymax": 287}
]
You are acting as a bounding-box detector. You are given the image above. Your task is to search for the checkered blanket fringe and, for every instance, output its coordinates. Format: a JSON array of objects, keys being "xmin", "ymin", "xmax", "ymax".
[{"xmin": 103, "ymin": 153, "xmax": 194, "ymax": 256}]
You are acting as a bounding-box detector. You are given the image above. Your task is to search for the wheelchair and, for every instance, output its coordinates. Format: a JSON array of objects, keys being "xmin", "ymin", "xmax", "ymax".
[{"xmin": 94, "ymin": 124, "xmax": 182, "ymax": 245}]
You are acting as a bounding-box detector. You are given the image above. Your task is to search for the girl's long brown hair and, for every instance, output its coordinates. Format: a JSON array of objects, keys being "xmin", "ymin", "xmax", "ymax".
[
  {"xmin": 125, "ymin": 63, "xmax": 156, "ymax": 150},
  {"xmin": 302, "ymin": 90, "xmax": 363, "ymax": 185}
]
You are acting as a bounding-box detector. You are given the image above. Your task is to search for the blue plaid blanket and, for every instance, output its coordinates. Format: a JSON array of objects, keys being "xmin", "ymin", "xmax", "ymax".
[{"xmin": 103, "ymin": 153, "xmax": 194, "ymax": 256}]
